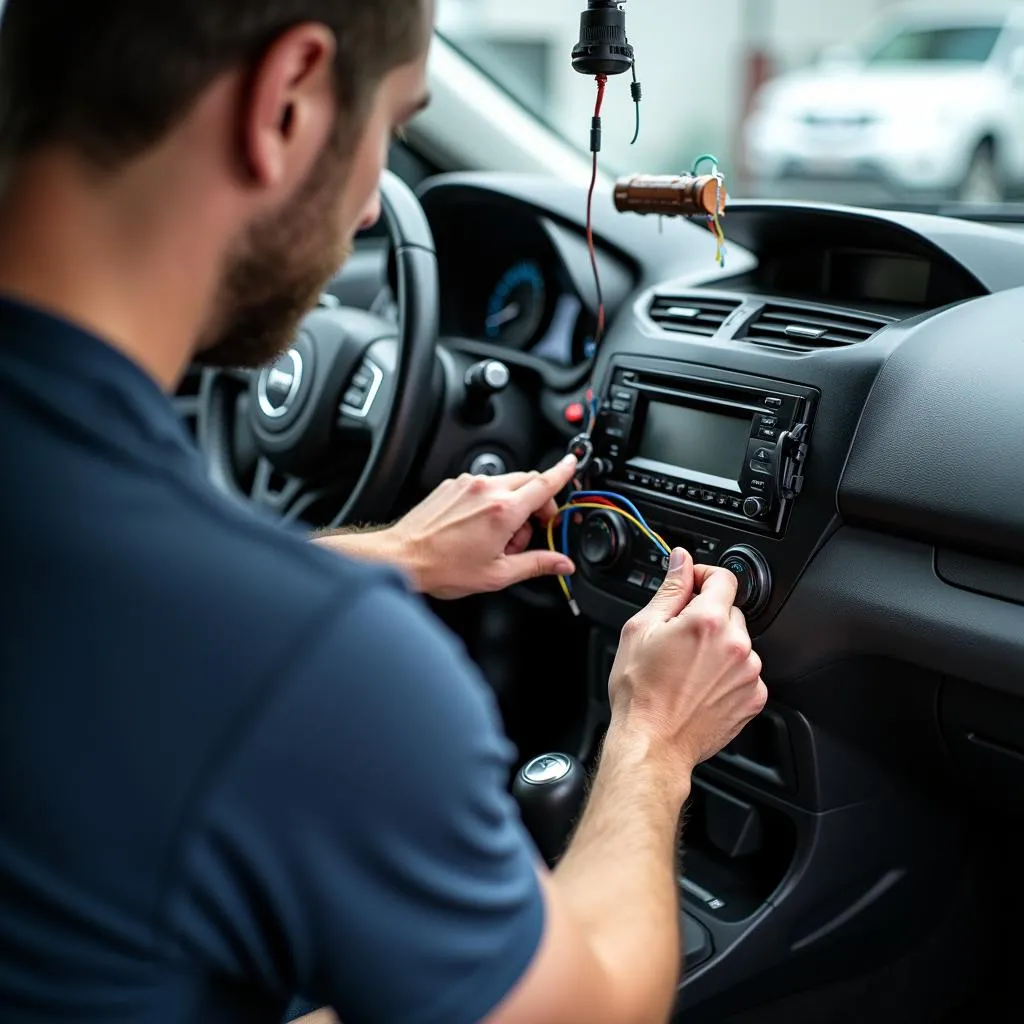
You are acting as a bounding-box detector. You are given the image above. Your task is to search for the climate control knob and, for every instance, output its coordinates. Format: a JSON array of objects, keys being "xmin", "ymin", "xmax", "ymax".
[
  {"xmin": 718, "ymin": 545, "xmax": 772, "ymax": 618},
  {"xmin": 742, "ymin": 496, "xmax": 767, "ymax": 520},
  {"xmin": 579, "ymin": 510, "xmax": 631, "ymax": 569}
]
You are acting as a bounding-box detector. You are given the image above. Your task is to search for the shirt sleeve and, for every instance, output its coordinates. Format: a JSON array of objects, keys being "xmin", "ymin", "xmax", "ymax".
[{"xmin": 160, "ymin": 581, "xmax": 545, "ymax": 1024}]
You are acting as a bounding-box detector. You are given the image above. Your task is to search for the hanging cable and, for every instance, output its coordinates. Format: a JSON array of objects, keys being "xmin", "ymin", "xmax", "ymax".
[{"xmin": 585, "ymin": 73, "xmax": 608, "ymax": 349}]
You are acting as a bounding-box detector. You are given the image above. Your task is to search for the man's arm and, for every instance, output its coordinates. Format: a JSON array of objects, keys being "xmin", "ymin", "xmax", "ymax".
[
  {"xmin": 313, "ymin": 458, "xmax": 577, "ymax": 599},
  {"xmin": 484, "ymin": 555, "xmax": 766, "ymax": 1024},
  {"xmin": 165, "ymin": 550, "xmax": 761, "ymax": 1024}
]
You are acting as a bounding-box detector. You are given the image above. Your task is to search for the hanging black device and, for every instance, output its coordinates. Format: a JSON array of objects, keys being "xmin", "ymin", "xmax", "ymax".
[{"xmin": 571, "ymin": 0, "xmax": 635, "ymax": 77}]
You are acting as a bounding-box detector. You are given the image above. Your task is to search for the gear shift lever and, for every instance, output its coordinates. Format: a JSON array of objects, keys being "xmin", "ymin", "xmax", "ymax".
[{"xmin": 512, "ymin": 752, "xmax": 588, "ymax": 866}]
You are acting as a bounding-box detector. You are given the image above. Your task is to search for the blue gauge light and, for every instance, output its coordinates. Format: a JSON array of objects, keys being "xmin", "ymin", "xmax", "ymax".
[{"xmin": 484, "ymin": 259, "xmax": 547, "ymax": 349}]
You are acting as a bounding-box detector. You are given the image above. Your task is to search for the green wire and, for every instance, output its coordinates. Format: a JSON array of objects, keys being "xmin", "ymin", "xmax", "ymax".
[{"xmin": 691, "ymin": 153, "xmax": 720, "ymax": 175}]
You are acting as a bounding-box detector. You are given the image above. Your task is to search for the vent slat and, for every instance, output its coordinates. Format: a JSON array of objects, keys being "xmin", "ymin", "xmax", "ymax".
[
  {"xmin": 742, "ymin": 303, "xmax": 890, "ymax": 350},
  {"xmin": 648, "ymin": 294, "xmax": 742, "ymax": 338}
]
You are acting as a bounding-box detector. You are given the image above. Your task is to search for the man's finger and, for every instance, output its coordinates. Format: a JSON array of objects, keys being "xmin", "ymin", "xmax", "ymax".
[
  {"xmin": 489, "ymin": 472, "xmax": 535, "ymax": 490},
  {"xmin": 533, "ymin": 495, "xmax": 560, "ymax": 526},
  {"xmin": 500, "ymin": 549, "xmax": 576, "ymax": 587},
  {"xmin": 688, "ymin": 563, "xmax": 739, "ymax": 610},
  {"xmin": 511, "ymin": 454, "xmax": 577, "ymax": 516},
  {"xmin": 505, "ymin": 522, "xmax": 533, "ymax": 556},
  {"xmin": 644, "ymin": 548, "xmax": 694, "ymax": 621}
]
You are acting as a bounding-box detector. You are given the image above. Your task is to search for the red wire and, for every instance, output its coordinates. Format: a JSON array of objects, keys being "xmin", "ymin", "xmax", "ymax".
[{"xmin": 585, "ymin": 75, "xmax": 607, "ymax": 347}]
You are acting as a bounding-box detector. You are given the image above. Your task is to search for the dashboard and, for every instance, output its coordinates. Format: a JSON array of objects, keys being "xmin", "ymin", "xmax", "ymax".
[
  {"xmin": 415, "ymin": 169, "xmax": 1024, "ymax": 744},
  {"xmin": 342, "ymin": 171, "xmax": 1024, "ymax": 1019}
]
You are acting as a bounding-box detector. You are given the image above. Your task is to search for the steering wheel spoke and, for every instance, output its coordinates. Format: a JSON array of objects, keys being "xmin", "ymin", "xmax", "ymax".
[{"xmin": 250, "ymin": 457, "xmax": 304, "ymax": 514}]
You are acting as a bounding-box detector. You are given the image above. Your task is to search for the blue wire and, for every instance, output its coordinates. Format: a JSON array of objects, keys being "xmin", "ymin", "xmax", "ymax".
[{"xmin": 568, "ymin": 491, "xmax": 672, "ymax": 557}]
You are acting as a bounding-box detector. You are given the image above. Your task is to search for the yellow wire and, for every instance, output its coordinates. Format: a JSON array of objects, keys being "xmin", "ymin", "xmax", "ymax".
[{"xmin": 546, "ymin": 501, "xmax": 671, "ymax": 606}]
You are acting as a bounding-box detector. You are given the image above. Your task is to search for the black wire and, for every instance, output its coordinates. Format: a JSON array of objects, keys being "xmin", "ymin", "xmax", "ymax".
[{"xmin": 630, "ymin": 62, "xmax": 642, "ymax": 145}]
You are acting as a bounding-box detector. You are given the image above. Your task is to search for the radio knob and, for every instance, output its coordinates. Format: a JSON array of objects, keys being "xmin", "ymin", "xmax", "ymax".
[
  {"xmin": 579, "ymin": 510, "xmax": 630, "ymax": 569},
  {"xmin": 742, "ymin": 496, "xmax": 767, "ymax": 519},
  {"xmin": 718, "ymin": 545, "xmax": 772, "ymax": 618}
]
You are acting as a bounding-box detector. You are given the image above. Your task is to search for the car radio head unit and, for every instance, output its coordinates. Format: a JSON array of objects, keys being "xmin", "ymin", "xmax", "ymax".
[{"xmin": 590, "ymin": 365, "xmax": 814, "ymax": 536}]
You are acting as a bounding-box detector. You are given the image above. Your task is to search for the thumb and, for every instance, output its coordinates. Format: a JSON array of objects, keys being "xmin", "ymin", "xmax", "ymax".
[
  {"xmin": 501, "ymin": 549, "xmax": 576, "ymax": 587},
  {"xmin": 647, "ymin": 548, "xmax": 694, "ymax": 620}
]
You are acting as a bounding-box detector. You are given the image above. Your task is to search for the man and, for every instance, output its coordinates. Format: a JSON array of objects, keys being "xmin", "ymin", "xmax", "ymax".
[{"xmin": 0, "ymin": 2, "xmax": 766, "ymax": 1023}]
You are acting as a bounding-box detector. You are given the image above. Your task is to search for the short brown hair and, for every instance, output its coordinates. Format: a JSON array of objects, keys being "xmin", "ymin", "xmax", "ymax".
[{"xmin": 0, "ymin": 0, "xmax": 426, "ymax": 170}]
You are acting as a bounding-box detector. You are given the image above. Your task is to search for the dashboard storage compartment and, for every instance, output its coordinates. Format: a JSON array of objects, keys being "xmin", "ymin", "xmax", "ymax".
[
  {"xmin": 680, "ymin": 777, "xmax": 796, "ymax": 924},
  {"xmin": 712, "ymin": 707, "xmax": 796, "ymax": 792}
]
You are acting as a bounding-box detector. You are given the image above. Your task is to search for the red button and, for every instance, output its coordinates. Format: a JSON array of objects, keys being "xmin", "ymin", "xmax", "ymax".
[{"xmin": 564, "ymin": 402, "xmax": 585, "ymax": 425}]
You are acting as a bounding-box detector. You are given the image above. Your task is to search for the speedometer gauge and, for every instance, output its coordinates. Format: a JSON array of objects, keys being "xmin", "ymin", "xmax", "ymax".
[{"xmin": 484, "ymin": 260, "xmax": 546, "ymax": 349}]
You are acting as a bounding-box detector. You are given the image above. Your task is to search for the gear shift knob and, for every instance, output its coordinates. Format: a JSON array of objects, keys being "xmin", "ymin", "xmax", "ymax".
[{"xmin": 512, "ymin": 752, "xmax": 587, "ymax": 866}]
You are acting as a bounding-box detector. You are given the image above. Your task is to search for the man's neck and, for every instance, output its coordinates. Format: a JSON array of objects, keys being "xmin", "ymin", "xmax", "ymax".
[{"xmin": 0, "ymin": 150, "xmax": 226, "ymax": 391}]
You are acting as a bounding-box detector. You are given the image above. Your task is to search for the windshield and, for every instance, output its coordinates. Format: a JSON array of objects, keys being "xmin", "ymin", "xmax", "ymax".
[
  {"xmin": 436, "ymin": 0, "xmax": 1024, "ymax": 209},
  {"xmin": 867, "ymin": 26, "xmax": 1002, "ymax": 63}
]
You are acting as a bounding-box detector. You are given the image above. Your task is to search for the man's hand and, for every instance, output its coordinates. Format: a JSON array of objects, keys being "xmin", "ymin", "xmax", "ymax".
[
  {"xmin": 316, "ymin": 455, "xmax": 578, "ymax": 599},
  {"xmin": 485, "ymin": 551, "xmax": 766, "ymax": 1024},
  {"xmin": 608, "ymin": 548, "xmax": 767, "ymax": 776}
]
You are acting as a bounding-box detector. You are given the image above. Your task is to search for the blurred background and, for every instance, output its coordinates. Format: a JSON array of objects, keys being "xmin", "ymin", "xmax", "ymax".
[{"xmin": 437, "ymin": 0, "xmax": 1024, "ymax": 206}]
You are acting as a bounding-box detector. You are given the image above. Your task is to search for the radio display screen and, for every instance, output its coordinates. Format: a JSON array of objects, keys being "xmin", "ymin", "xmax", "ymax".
[{"xmin": 637, "ymin": 401, "xmax": 751, "ymax": 482}]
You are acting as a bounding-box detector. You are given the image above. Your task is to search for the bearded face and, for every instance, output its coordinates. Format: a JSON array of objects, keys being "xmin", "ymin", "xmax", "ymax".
[{"xmin": 194, "ymin": 125, "xmax": 354, "ymax": 370}]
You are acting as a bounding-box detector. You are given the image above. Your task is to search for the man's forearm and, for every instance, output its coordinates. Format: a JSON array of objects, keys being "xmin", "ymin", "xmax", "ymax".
[
  {"xmin": 553, "ymin": 725, "xmax": 689, "ymax": 1023},
  {"xmin": 312, "ymin": 525, "xmax": 426, "ymax": 591}
]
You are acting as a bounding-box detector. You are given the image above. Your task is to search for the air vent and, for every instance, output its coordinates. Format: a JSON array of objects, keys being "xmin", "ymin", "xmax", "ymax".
[
  {"xmin": 648, "ymin": 295, "xmax": 742, "ymax": 337},
  {"xmin": 742, "ymin": 304, "xmax": 892, "ymax": 351}
]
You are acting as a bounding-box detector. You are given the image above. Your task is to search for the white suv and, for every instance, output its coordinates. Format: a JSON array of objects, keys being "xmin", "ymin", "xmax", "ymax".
[{"xmin": 743, "ymin": 4, "xmax": 1024, "ymax": 202}]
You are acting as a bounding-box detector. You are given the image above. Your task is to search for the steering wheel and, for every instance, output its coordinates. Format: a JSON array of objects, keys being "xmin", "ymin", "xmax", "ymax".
[{"xmin": 197, "ymin": 170, "xmax": 439, "ymax": 528}]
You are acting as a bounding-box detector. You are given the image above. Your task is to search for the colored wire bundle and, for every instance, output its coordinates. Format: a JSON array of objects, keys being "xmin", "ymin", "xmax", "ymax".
[
  {"xmin": 547, "ymin": 490, "xmax": 670, "ymax": 615},
  {"xmin": 691, "ymin": 153, "xmax": 728, "ymax": 268}
]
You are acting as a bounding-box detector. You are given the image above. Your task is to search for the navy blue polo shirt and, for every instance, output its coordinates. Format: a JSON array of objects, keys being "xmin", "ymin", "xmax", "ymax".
[{"xmin": 0, "ymin": 297, "xmax": 544, "ymax": 1023}]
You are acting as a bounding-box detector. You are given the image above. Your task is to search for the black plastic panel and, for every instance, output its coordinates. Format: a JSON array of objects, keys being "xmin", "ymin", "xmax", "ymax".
[
  {"xmin": 841, "ymin": 286, "xmax": 1024, "ymax": 556},
  {"xmin": 936, "ymin": 548, "xmax": 1024, "ymax": 606},
  {"xmin": 757, "ymin": 527, "xmax": 1024, "ymax": 699}
]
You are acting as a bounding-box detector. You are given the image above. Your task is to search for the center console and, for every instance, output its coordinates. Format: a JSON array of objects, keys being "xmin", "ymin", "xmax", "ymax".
[{"xmin": 570, "ymin": 357, "xmax": 819, "ymax": 628}]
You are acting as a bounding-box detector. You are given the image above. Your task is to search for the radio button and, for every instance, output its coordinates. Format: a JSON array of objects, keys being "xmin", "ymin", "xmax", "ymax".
[
  {"xmin": 750, "ymin": 460, "xmax": 773, "ymax": 476},
  {"xmin": 752, "ymin": 445, "xmax": 774, "ymax": 463},
  {"xmin": 647, "ymin": 576, "xmax": 664, "ymax": 592},
  {"xmin": 639, "ymin": 474, "xmax": 651, "ymax": 486},
  {"xmin": 764, "ymin": 396, "xmax": 783, "ymax": 409},
  {"xmin": 684, "ymin": 485, "xmax": 700, "ymax": 500},
  {"xmin": 627, "ymin": 570, "xmax": 647, "ymax": 588},
  {"xmin": 743, "ymin": 497, "xmax": 767, "ymax": 519},
  {"xmin": 749, "ymin": 478, "xmax": 767, "ymax": 493},
  {"xmin": 728, "ymin": 497, "xmax": 743, "ymax": 512},
  {"xmin": 715, "ymin": 495, "xmax": 729, "ymax": 508},
  {"xmin": 611, "ymin": 399, "xmax": 630, "ymax": 413},
  {"xmin": 625, "ymin": 470, "xmax": 638, "ymax": 484},
  {"xmin": 701, "ymin": 490, "xmax": 717, "ymax": 503},
  {"xmin": 757, "ymin": 426, "xmax": 779, "ymax": 441}
]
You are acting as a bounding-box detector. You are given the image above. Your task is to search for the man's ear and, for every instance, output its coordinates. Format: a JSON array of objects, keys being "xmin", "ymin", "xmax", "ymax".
[{"xmin": 240, "ymin": 22, "xmax": 337, "ymax": 191}]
